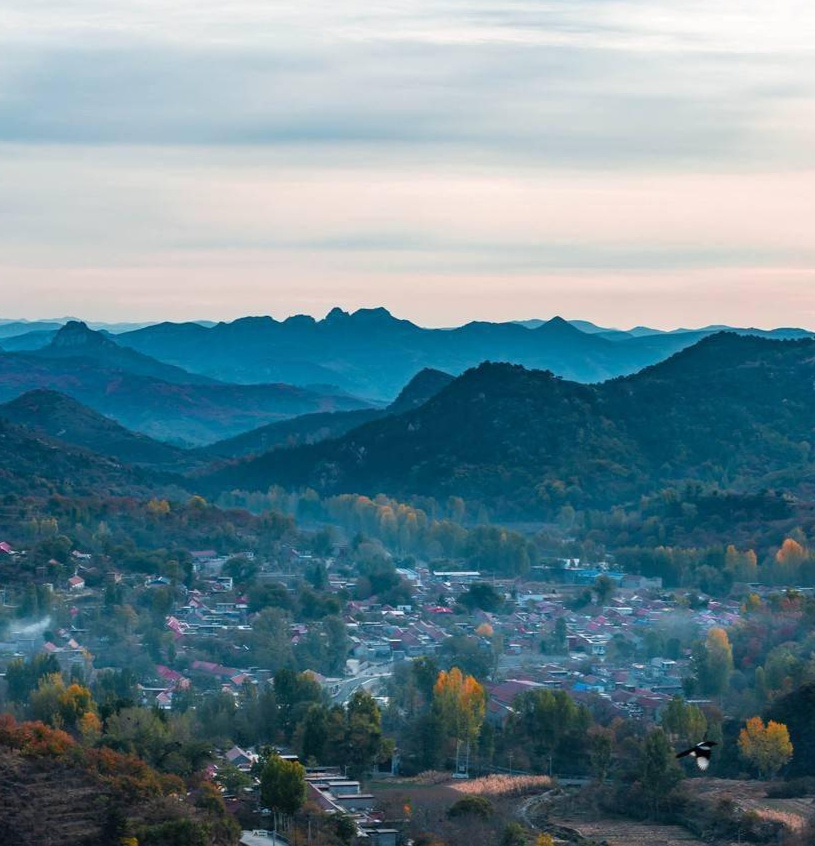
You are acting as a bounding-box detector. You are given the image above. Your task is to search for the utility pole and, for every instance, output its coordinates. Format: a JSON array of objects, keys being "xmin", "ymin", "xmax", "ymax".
[{"xmin": 508, "ymin": 752, "xmax": 513, "ymax": 776}]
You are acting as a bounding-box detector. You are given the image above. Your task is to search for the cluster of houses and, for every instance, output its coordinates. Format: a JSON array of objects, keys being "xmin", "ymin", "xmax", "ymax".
[
  {"xmin": 1, "ymin": 541, "xmax": 747, "ymax": 752},
  {"xmin": 215, "ymin": 744, "xmax": 399, "ymax": 846}
]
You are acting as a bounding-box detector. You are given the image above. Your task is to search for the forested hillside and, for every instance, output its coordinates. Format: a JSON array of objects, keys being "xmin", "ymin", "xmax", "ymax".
[{"xmin": 205, "ymin": 334, "xmax": 815, "ymax": 515}]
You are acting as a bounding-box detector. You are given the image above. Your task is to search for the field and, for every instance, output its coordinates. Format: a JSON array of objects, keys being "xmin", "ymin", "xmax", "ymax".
[
  {"xmin": 549, "ymin": 816, "xmax": 717, "ymax": 846},
  {"xmin": 684, "ymin": 778, "xmax": 813, "ymax": 833},
  {"xmin": 369, "ymin": 774, "xmax": 555, "ymax": 846}
]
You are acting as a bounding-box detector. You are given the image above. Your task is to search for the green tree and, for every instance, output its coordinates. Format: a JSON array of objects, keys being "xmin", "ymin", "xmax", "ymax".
[
  {"xmin": 639, "ymin": 729, "xmax": 682, "ymax": 812},
  {"xmin": 593, "ymin": 575, "xmax": 615, "ymax": 606},
  {"xmin": 661, "ymin": 696, "xmax": 707, "ymax": 748},
  {"xmin": 345, "ymin": 690, "xmax": 384, "ymax": 777},
  {"xmin": 459, "ymin": 582, "xmax": 504, "ymax": 613},
  {"xmin": 5, "ymin": 654, "xmax": 61, "ymax": 703},
  {"xmin": 260, "ymin": 753, "xmax": 307, "ymax": 818},
  {"xmin": 332, "ymin": 813, "xmax": 357, "ymax": 845},
  {"xmin": 587, "ymin": 726, "xmax": 614, "ymax": 783},
  {"xmin": 501, "ymin": 822, "xmax": 527, "ymax": 846},
  {"xmin": 299, "ymin": 704, "xmax": 328, "ymax": 763}
]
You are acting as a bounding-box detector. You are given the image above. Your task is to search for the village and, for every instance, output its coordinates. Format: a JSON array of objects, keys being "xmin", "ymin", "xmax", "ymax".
[{"xmin": 0, "ymin": 535, "xmax": 748, "ymax": 760}]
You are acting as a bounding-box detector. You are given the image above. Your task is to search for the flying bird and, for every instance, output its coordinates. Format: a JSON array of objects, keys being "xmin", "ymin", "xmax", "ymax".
[{"xmin": 676, "ymin": 739, "xmax": 717, "ymax": 771}]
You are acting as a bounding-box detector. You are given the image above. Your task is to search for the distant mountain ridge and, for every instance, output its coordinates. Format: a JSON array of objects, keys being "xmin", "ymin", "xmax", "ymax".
[
  {"xmin": 202, "ymin": 333, "xmax": 815, "ymax": 515},
  {"xmin": 0, "ymin": 389, "xmax": 191, "ymax": 468},
  {"xmin": 116, "ymin": 308, "xmax": 813, "ymax": 400},
  {"xmin": 32, "ymin": 320, "xmax": 218, "ymax": 386},
  {"xmin": 0, "ymin": 324, "xmax": 373, "ymax": 445}
]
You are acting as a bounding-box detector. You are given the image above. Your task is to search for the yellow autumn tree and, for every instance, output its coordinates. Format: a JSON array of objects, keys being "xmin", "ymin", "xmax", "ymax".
[
  {"xmin": 703, "ymin": 628, "xmax": 733, "ymax": 698},
  {"xmin": 775, "ymin": 539, "xmax": 806, "ymax": 584},
  {"xmin": 79, "ymin": 711, "xmax": 103, "ymax": 744},
  {"xmin": 738, "ymin": 717, "xmax": 793, "ymax": 779},
  {"xmin": 147, "ymin": 498, "xmax": 171, "ymax": 517},
  {"xmin": 433, "ymin": 668, "xmax": 486, "ymax": 747},
  {"xmin": 725, "ymin": 545, "xmax": 758, "ymax": 582},
  {"xmin": 743, "ymin": 593, "xmax": 763, "ymax": 614},
  {"xmin": 536, "ymin": 835, "xmax": 555, "ymax": 846}
]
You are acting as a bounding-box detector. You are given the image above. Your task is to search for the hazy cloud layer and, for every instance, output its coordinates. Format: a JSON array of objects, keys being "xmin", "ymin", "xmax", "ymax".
[{"xmin": 1, "ymin": 1, "xmax": 814, "ymax": 326}]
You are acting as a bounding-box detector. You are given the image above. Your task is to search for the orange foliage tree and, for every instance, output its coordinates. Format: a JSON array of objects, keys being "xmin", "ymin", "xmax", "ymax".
[{"xmin": 775, "ymin": 539, "xmax": 806, "ymax": 584}]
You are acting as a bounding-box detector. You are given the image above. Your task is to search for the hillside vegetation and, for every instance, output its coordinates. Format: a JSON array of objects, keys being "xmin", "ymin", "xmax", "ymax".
[{"xmin": 204, "ymin": 334, "xmax": 815, "ymax": 515}]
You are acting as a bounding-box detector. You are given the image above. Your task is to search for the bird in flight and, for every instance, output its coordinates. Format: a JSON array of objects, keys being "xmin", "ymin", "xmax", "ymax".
[{"xmin": 676, "ymin": 739, "xmax": 717, "ymax": 771}]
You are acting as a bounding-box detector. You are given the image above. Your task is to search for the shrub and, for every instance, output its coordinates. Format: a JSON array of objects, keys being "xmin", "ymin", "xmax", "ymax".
[
  {"xmin": 447, "ymin": 795, "xmax": 494, "ymax": 820},
  {"xmin": 766, "ymin": 777, "xmax": 815, "ymax": 798}
]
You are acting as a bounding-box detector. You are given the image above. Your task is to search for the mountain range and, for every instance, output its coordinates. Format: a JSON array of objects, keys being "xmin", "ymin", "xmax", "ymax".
[
  {"xmin": 1, "ymin": 310, "xmax": 811, "ymax": 404},
  {"xmin": 111, "ymin": 309, "xmax": 813, "ymax": 400},
  {"xmin": 201, "ymin": 333, "xmax": 815, "ymax": 515},
  {"xmin": 0, "ymin": 322, "xmax": 373, "ymax": 445}
]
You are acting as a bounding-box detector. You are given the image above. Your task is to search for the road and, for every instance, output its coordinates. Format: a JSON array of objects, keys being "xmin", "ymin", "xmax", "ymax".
[
  {"xmin": 240, "ymin": 831, "xmax": 290, "ymax": 846},
  {"xmin": 333, "ymin": 661, "xmax": 393, "ymax": 704}
]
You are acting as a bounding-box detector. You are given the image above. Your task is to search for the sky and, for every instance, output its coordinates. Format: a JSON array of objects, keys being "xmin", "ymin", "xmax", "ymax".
[{"xmin": 1, "ymin": 1, "xmax": 814, "ymax": 329}]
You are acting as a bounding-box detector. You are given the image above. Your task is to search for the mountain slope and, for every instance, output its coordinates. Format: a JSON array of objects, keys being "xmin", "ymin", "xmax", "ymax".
[
  {"xmin": 207, "ymin": 367, "xmax": 453, "ymax": 458},
  {"xmin": 0, "ymin": 390, "xmax": 190, "ymax": 468},
  {"xmin": 117, "ymin": 309, "xmax": 814, "ymax": 400},
  {"xmin": 202, "ymin": 334, "xmax": 815, "ymax": 514},
  {"xmin": 0, "ymin": 351, "xmax": 372, "ymax": 446},
  {"xmin": 0, "ymin": 415, "xmax": 179, "ymax": 498}
]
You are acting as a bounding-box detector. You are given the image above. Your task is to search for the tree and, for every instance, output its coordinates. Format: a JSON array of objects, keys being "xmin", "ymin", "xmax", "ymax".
[
  {"xmin": 661, "ymin": 696, "xmax": 707, "ymax": 748},
  {"xmin": 694, "ymin": 628, "xmax": 733, "ymax": 698},
  {"xmin": 260, "ymin": 753, "xmax": 307, "ymax": 818},
  {"xmin": 510, "ymin": 688, "xmax": 590, "ymax": 772},
  {"xmin": 639, "ymin": 729, "xmax": 682, "ymax": 811},
  {"xmin": 324, "ymin": 615, "xmax": 350, "ymax": 676},
  {"xmin": 775, "ymin": 539, "xmax": 806, "ymax": 584},
  {"xmin": 217, "ymin": 763, "xmax": 253, "ymax": 795},
  {"xmin": 501, "ymin": 823, "xmax": 527, "ymax": 846},
  {"xmin": 447, "ymin": 795, "xmax": 493, "ymax": 819},
  {"xmin": 299, "ymin": 704, "xmax": 329, "ymax": 763},
  {"xmin": 273, "ymin": 670, "xmax": 324, "ymax": 741},
  {"xmin": 593, "ymin": 575, "xmax": 615, "ymax": 606},
  {"xmin": 459, "ymin": 582, "xmax": 503, "ymax": 613},
  {"xmin": 332, "ymin": 813, "xmax": 357, "ymax": 845},
  {"xmin": 433, "ymin": 668, "xmax": 486, "ymax": 750},
  {"xmin": 29, "ymin": 674, "xmax": 95, "ymax": 732},
  {"xmin": 553, "ymin": 617, "xmax": 567, "ymax": 654},
  {"xmin": 738, "ymin": 717, "xmax": 793, "ymax": 779},
  {"xmin": 5, "ymin": 654, "xmax": 61, "ymax": 703},
  {"xmin": 725, "ymin": 545, "xmax": 758, "ymax": 582},
  {"xmin": 587, "ymin": 726, "xmax": 614, "ymax": 783},
  {"xmin": 345, "ymin": 690, "xmax": 384, "ymax": 777}
]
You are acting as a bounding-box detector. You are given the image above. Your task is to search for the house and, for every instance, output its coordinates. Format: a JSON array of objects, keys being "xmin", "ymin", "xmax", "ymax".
[
  {"xmin": 225, "ymin": 745, "xmax": 259, "ymax": 770},
  {"xmin": 68, "ymin": 575, "xmax": 85, "ymax": 591}
]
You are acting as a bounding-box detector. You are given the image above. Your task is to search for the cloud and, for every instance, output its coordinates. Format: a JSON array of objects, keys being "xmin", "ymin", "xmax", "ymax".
[{"xmin": 0, "ymin": 1, "xmax": 814, "ymax": 325}]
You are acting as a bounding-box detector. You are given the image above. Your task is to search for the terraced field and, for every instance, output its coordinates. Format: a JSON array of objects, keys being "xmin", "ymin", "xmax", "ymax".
[
  {"xmin": 685, "ymin": 778, "xmax": 813, "ymax": 833},
  {"xmin": 0, "ymin": 750, "xmax": 105, "ymax": 845},
  {"xmin": 551, "ymin": 816, "xmax": 720, "ymax": 846}
]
